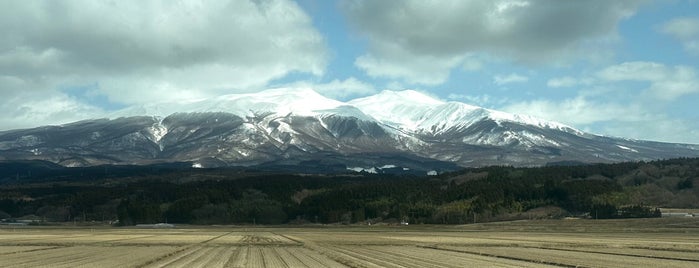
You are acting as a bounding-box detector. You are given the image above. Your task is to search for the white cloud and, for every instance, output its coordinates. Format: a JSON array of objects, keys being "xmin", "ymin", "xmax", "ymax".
[
  {"xmin": 502, "ymin": 96, "xmax": 699, "ymax": 144},
  {"xmin": 283, "ymin": 77, "xmax": 377, "ymax": 100},
  {"xmin": 600, "ymin": 119, "xmax": 699, "ymax": 145},
  {"xmin": 597, "ymin": 61, "xmax": 699, "ymax": 100},
  {"xmin": 502, "ymin": 60, "xmax": 699, "ymax": 144},
  {"xmin": 354, "ymin": 42, "xmax": 464, "ymax": 85},
  {"xmin": 0, "ymin": 0, "xmax": 328, "ymax": 130},
  {"xmin": 597, "ymin": 61, "xmax": 667, "ymax": 81},
  {"xmin": 501, "ymin": 95, "xmax": 699, "ymax": 144},
  {"xmin": 547, "ymin": 76, "xmax": 577, "ymax": 88},
  {"xmin": 493, "ymin": 73, "xmax": 529, "ymax": 85},
  {"xmin": 502, "ymin": 96, "xmax": 651, "ymax": 126},
  {"xmin": 660, "ymin": 17, "xmax": 699, "ymax": 55},
  {"xmin": 462, "ymin": 55, "xmax": 484, "ymax": 71},
  {"xmin": 448, "ymin": 94, "xmax": 508, "ymax": 107},
  {"xmin": 0, "ymin": 0, "xmax": 328, "ymax": 103},
  {"xmin": 0, "ymin": 93, "xmax": 105, "ymax": 130},
  {"xmin": 515, "ymin": 62, "xmax": 699, "ymax": 126},
  {"xmin": 342, "ymin": 0, "xmax": 642, "ymax": 85}
]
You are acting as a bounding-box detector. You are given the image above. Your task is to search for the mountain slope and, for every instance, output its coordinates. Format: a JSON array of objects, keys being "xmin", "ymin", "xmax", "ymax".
[{"xmin": 1, "ymin": 88, "xmax": 698, "ymax": 171}]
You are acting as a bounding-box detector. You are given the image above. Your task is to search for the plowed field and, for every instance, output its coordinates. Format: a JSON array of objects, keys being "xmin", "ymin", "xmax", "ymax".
[{"xmin": 1, "ymin": 218, "xmax": 698, "ymax": 267}]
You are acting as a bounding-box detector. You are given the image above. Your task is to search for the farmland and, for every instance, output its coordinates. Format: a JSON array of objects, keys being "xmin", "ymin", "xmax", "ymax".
[{"xmin": 1, "ymin": 218, "xmax": 698, "ymax": 267}]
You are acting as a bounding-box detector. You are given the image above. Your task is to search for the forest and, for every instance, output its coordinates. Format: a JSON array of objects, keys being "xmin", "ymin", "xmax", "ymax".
[{"xmin": 0, "ymin": 158, "xmax": 697, "ymax": 225}]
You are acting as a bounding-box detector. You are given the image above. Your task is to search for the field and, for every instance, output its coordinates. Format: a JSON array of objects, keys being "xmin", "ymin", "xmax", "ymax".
[{"xmin": 1, "ymin": 218, "xmax": 698, "ymax": 267}]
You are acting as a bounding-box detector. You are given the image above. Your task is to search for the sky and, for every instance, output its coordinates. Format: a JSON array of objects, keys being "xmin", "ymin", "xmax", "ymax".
[{"xmin": 0, "ymin": 0, "xmax": 698, "ymax": 144}]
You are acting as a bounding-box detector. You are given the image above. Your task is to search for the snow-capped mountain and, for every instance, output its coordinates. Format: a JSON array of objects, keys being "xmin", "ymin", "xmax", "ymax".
[{"xmin": 1, "ymin": 88, "xmax": 698, "ymax": 172}]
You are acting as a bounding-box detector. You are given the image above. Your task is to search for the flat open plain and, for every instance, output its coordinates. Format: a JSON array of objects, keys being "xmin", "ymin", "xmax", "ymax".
[{"xmin": 1, "ymin": 218, "xmax": 698, "ymax": 267}]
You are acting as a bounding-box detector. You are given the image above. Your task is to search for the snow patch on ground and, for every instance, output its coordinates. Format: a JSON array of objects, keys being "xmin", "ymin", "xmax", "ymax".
[{"xmin": 616, "ymin": 145, "xmax": 639, "ymax": 153}]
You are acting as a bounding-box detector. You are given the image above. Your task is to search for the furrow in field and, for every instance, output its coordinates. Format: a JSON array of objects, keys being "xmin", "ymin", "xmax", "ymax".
[
  {"xmin": 95, "ymin": 246, "xmax": 181, "ymax": 268},
  {"xmin": 227, "ymin": 246, "xmax": 249, "ymax": 267},
  {"xmin": 194, "ymin": 246, "xmax": 234, "ymax": 268},
  {"xmin": 207, "ymin": 234, "xmax": 244, "ymax": 245},
  {"xmin": 293, "ymin": 247, "xmax": 348, "ymax": 268},
  {"xmin": 352, "ymin": 245, "xmax": 555, "ymax": 268},
  {"xmin": 346, "ymin": 246, "xmax": 452, "ymax": 268},
  {"xmin": 534, "ymin": 245, "xmax": 699, "ymax": 262},
  {"xmin": 439, "ymin": 246, "xmax": 699, "ymax": 268},
  {"xmin": 248, "ymin": 247, "xmax": 265, "ymax": 267},
  {"xmin": 262, "ymin": 247, "xmax": 288, "ymax": 267},
  {"xmin": 201, "ymin": 246, "xmax": 236, "ymax": 268},
  {"xmin": 0, "ymin": 234, "xmax": 94, "ymax": 245},
  {"xmin": 307, "ymin": 244, "xmax": 381, "ymax": 268},
  {"xmin": 49, "ymin": 246, "xmax": 153, "ymax": 268},
  {"xmin": 42, "ymin": 252, "xmax": 97, "ymax": 268},
  {"xmin": 127, "ymin": 235, "xmax": 218, "ymax": 245},
  {"xmin": 370, "ymin": 246, "xmax": 490, "ymax": 268},
  {"xmin": 382, "ymin": 245, "xmax": 561, "ymax": 268},
  {"xmin": 143, "ymin": 245, "xmax": 207, "ymax": 268},
  {"xmin": 272, "ymin": 247, "xmax": 306, "ymax": 267},
  {"xmin": 0, "ymin": 246, "xmax": 59, "ymax": 255},
  {"xmin": 328, "ymin": 245, "xmax": 408, "ymax": 268},
  {"xmin": 161, "ymin": 245, "xmax": 217, "ymax": 268},
  {"xmin": 0, "ymin": 246, "xmax": 96, "ymax": 267},
  {"xmin": 10, "ymin": 246, "xmax": 178, "ymax": 268}
]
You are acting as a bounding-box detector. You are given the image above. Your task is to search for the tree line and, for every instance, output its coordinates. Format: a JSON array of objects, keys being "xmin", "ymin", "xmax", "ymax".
[{"xmin": 1, "ymin": 158, "xmax": 697, "ymax": 225}]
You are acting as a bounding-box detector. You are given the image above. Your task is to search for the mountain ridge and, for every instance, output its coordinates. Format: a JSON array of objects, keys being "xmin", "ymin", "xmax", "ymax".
[{"xmin": 1, "ymin": 88, "xmax": 698, "ymax": 171}]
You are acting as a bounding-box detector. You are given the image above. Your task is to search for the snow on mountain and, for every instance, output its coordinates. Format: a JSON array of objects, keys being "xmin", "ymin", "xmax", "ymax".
[
  {"xmin": 112, "ymin": 87, "xmax": 364, "ymax": 119},
  {"xmin": 348, "ymin": 90, "xmax": 447, "ymax": 132},
  {"xmin": 5, "ymin": 87, "xmax": 693, "ymax": 169},
  {"xmin": 113, "ymin": 88, "xmax": 582, "ymax": 138},
  {"xmin": 195, "ymin": 87, "xmax": 346, "ymax": 117},
  {"xmin": 348, "ymin": 89, "xmax": 583, "ymax": 136},
  {"xmin": 109, "ymin": 87, "xmax": 590, "ymax": 153}
]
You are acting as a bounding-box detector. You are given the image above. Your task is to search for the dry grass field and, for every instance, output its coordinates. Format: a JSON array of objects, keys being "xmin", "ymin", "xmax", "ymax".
[{"xmin": 1, "ymin": 218, "xmax": 698, "ymax": 267}]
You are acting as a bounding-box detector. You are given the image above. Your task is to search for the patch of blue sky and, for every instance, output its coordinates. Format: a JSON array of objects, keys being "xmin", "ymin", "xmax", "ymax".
[
  {"xmin": 60, "ymin": 83, "xmax": 125, "ymax": 111},
  {"xmin": 283, "ymin": 0, "xmax": 370, "ymax": 85},
  {"xmin": 617, "ymin": 0, "xmax": 698, "ymax": 64}
]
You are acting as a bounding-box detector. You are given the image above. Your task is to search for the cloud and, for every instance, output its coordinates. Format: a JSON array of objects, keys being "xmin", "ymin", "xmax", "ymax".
[
  {"xmin": 448, "ymin": 94, "xmax": 508, "ymax": 107},
  {"xmin": 599, "ymin": 119, "xmax": 699, "ymax": 145},
  {"xmin": 502, "ymin": 60, "xmax": 699, "ymax": 144},
  {"xmin": 502, "ymin": 96, "xmax": 651, "ymax": 126},
  {"xmin": 0, "ymin": 0, "xmax": 328, "ymax": 130},
  {"xmin": 493, "ymin": 73, "xmax": 529, "ymax": 85},
  {"xmin": 547, "ymin": 76, "xmax": 577, "ymax": 88},
  {"xmin": 282, "ymin": 77, "xmax": 377, "ymax": 100},
  {"xmin": 531, "ymin": 62, "xmax": 699, "ymax": 125},
  {"xmin": 0, "ymin": 92, "xmax": 105, "ymax": 130},
  {"xmin": 354, "ymin": 43, "xmax": 464, "ymax": 85},
  {"xmin": 0, "ymin": 0, "xmax": 327, "ymax": 104},
  {"xmin": 342, "ymin": 0, "xmax": 642, "ymax": 85},
  {"xmin": 597, "ymin": 61, "xmax": 699, "ymax": 100},
  {"xmin": 501, "ymin": 96, "xmax": 699, "ymax": 144},
  {"xmin": 660, "ymin": 17, "xmax": 699, "ymax": 56},
  {"xmin": 462, "ymin": 56, "xmax": 484, "ymax": 71}
]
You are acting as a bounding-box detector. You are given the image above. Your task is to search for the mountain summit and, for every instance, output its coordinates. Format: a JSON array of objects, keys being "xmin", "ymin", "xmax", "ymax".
[{"xmin": 1, "ymin": 88, "xmax": 698, "ymax": 171}]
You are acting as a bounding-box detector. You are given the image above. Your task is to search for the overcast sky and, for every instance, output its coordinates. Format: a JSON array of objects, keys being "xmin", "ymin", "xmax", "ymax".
[{"xmin": 1, "ymin": 0, "xmax": 698, "ymax": 144}]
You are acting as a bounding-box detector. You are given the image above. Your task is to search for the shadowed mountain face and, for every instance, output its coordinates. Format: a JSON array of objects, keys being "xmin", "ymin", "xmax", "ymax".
[{"xmin": 1, "ymin": 89, "xmax": 698, "ymax": 172}]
